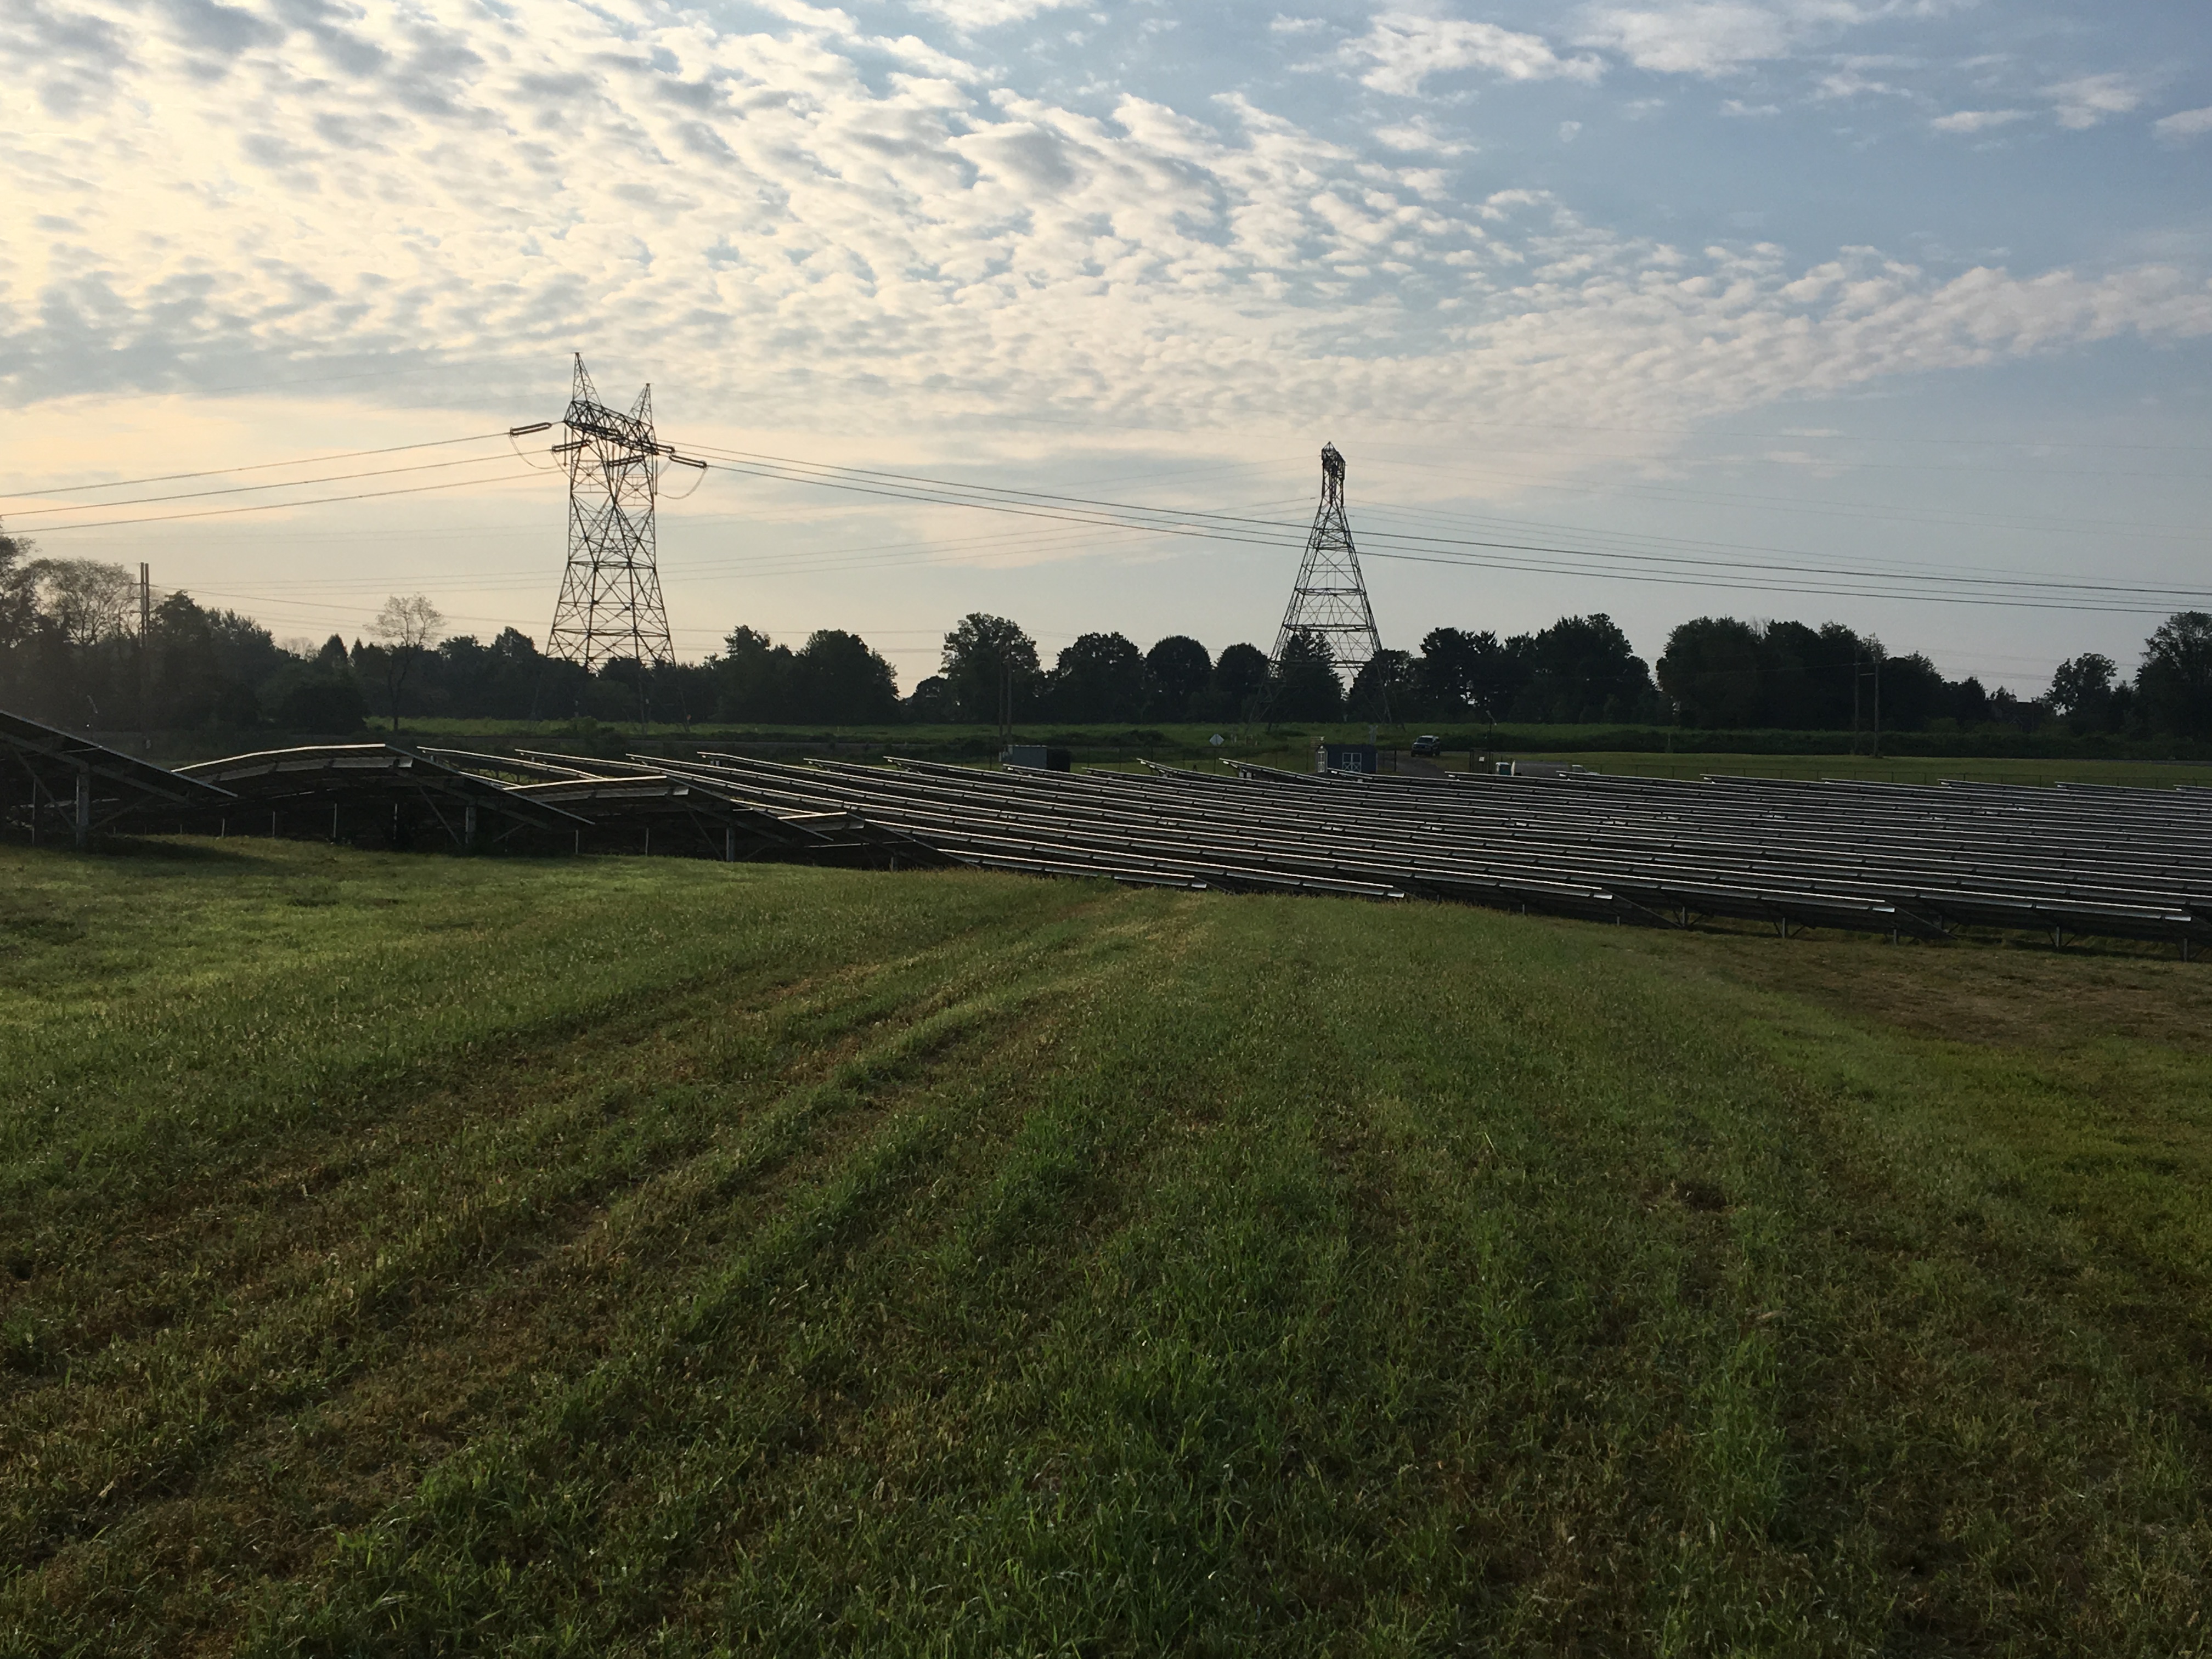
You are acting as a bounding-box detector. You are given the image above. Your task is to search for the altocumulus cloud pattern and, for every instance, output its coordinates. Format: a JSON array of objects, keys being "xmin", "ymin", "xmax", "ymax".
[{"xmin": 4, "ymin": 0, "xmax": 2210, "ymax": 437}]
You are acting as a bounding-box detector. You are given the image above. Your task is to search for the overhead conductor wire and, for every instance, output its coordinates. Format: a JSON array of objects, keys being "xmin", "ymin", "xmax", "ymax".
[{"xmin": 9, "ymin": 426, "xmax": 2209, "ymax": 619}]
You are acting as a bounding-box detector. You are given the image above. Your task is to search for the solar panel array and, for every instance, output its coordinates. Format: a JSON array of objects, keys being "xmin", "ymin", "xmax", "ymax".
[
  {"xmin": 12, "ymin": 686, "xmax": 2192, "ymax": 953},
  {"xmin": 621, "ymin": 753, "xmax": 2212, "ymax": 951}
]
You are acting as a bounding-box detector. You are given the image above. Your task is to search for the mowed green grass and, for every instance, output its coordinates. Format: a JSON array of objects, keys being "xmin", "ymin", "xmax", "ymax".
[{"xmin": 3, "ymin": 843, "xmax": 2210, "ymax": 1656}]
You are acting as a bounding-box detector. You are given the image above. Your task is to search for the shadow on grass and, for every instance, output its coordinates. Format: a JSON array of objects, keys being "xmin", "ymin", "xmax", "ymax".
[{"xmin": 87, "ymin": 834, "xmax": 262, "ymax": 866}]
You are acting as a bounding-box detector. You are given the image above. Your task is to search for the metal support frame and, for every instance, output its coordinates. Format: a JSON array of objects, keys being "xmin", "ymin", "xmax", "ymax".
[
  {"xmin": 1270, "ymin": 443, "xmax": 1385, "ymax": 707},
  {"xmin": 545, "ymin": 356, "xmax": 694, "ymax": 719}
]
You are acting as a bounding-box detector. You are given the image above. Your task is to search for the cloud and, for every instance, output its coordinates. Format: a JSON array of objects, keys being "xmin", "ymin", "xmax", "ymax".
[
  {"xmin": 2152, "ymin": 105, "xmax": 2212, "ymax": 142},
  {"xmin": 3, "ymin": 0, "xmax": 135, "ymax": 116},
  {"xmin": 1719, "ymin": 98, "xmax": 1779, "ymax": 115},
  {"xmin": 1373, "ymin": 115, "xmax": 1472, "ymax": 153},
  {"xmin": 1342, "ymin": 14, "xmax": 1602, "ymax": 96},
  {"xmin": 905, "ymin": 0, "xmax": 1081, "ymax": 28},
  {"xmin": 1577, "ymin": 2, "xmax": 1799, "ymax": 76},
  {"xmin": 1931, "ymin": 108, "xmax": 2025, "ymax": 133},
  {"xmin": 1, "ymin": 0, "xmax": 2207, "ymax": 466},
  {"xmin": 1574, "ymin": 1, "xmax": 1943, "ymax": 78},
  {"xmin": 1813, "ymin": 67, "xmax": 1904, "ymax": 99},
  {"xmin": 2041, "ymin": 72, "xmax": 2143, "ymax": 130}
]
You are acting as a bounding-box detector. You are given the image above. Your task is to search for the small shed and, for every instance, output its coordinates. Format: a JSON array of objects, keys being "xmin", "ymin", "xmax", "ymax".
[{"xmin": 1315, "ymin": 742, "xmax": 1379, "ymax": 776}]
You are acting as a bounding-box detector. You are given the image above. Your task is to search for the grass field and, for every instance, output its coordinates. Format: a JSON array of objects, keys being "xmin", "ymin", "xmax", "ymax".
[{"xmin": 4, "ymin": 841, "xmax": 2211, "ymax": 1655}]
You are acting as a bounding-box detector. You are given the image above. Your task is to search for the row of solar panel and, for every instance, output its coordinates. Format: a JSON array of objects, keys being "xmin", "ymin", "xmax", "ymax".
[{"xmin": 5, "ymin": 706, "xmax": 2203, "ymax": 950}]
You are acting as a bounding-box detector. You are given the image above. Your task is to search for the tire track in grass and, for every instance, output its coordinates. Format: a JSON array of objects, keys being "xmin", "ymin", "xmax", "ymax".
[
  {"xmin": 2, "ymin": 868, "xmax": 1106, "ymax": 1402},
  {"xmin": 233, "ymin": 902, "xmax": 1174, "ymax": 1657},
  {"xmin": 1, "ymin": 884, "xmax": 1147, "ymax": 1650},
  {"xmin": 1575, "ymin": 927, "xmax": 2212, "ymax": 1650},
  {"xmin": 1715, "ymin": 993, "xmax": 2212, "ymax": 1648},
  {"xmin": 904, "ymin": 903, "xmax": 1830, "ymax": 1654}
]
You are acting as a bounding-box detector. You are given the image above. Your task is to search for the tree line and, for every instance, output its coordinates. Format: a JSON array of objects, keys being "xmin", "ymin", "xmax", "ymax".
[
  {"xmin": 1652, "ymin": 614, "xmax": 2212, "ymax": 738},
  {"xmin": 5, "ymin": 537, "xmax": 2210, "ymax": 738}
]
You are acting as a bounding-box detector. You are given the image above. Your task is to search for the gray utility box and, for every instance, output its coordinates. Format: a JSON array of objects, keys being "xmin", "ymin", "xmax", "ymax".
[
  {"xmin": 1001, "ymin": 745, "xmax": 1073, "ymax": 771},
  {"xmin": 1316, "ymin": 742, "xmax": 1379, "ymax": 775}
]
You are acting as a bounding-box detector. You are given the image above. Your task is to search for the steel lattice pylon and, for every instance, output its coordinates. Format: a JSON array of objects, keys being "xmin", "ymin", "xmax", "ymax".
[
  {"xmin": 547, "ymin": 354, "xmax": 674, "ymax": 673},
  {"xmin": 1271, "ymin": 442, "xmax": 1383, "ymax": 680}
]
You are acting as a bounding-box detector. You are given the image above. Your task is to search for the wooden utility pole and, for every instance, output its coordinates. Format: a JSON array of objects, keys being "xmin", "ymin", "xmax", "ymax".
[
  {"xmin": 138, "ymin": 563, "xmax": 151, "ymax": 753},
  {"xmin": 1871, "ymin": 652, "xmax": 1882, "ymax": 760}
]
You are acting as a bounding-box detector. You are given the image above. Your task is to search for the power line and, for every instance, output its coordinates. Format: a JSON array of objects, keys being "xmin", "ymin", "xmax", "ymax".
[
  {"xmin": 20, "ymin": 471, "xmax": 543, "ymax": 533},
  {"xmin": 679, "ymin": 447, "xmax": 2212, "ymax": 611},
  {"xmin": 1355, "ymin": 411, "xmax": 2212, "ymax": 455},
  {"xmin": 0, "ymin": 431, "xmax": 516, "ymax": 501},
  {"xmin": 1362, "ymin": 453, "xmax": 2211, "ymax": 543},
  {"xmin": 21, "ymin": 427, "xmax": 2211, "ymax": 622},
  {"xmin": 3, "ymin": 452, "xmax": 537, "ymax": 518}
]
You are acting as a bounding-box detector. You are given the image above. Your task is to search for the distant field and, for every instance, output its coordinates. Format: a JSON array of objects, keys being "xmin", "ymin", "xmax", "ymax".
[{"xmin": 4, "ymin": 842, "xmax": 2211, "ymax": 1654}]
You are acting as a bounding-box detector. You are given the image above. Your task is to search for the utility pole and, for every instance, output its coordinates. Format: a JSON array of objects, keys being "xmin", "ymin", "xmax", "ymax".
[
  {"xmin": 1871, "ymin": 651, "xmax": 1882, "ymax": 760},
  {"xmin": 1851, "ymin": 647, "xmax": 1883, "ymax": 759},
  {"xmin": 138, "ymin": 563, "xmax": 150, "ymax": 754},
  {"xmin": 541, "ymin": 354, "xmax": 703, "ymax": 727}
]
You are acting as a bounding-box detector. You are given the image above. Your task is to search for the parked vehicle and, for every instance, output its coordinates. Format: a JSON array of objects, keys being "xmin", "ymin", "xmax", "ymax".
[{"xmin": 1410, "ymin": 733, "xmax": 1443, "ymax": 757}]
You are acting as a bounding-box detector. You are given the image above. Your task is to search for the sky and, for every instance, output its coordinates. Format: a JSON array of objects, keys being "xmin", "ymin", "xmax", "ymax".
[{"xmin": 3, "ymin": 0, "xmax": 2209, "ymax": 695}]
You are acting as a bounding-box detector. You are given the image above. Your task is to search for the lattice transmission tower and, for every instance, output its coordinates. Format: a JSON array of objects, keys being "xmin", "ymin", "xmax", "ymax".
[
  {"xmin": 1271, "ymin": 442, "xmax": 1384, "ymax": 681},
  {"xmin": 546, "ymin": 354, "xmax": 687, "ymax": 677}
]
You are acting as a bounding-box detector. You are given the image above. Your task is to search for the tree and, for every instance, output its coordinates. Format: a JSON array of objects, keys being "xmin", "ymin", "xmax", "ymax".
[
  {"xmin": 1941, "ymin": 675, "xmax": 1991, "ymax": 727},
  {"xmin": 1049, "ymin": 632, "xmax": 1146, "ymax": 723},
  {"xmin": 1413, "ymin": 628, "xmax": 1526, "ymax": 723},
  {"xmin": 1413, "ymin": 628, "xmax": 1476, "ymax": 717},
  {"xmin": 1205, "ymin": 643, "xmax": 1270, "ymax": 721},
  {"xmin": 903, "ymin": 675, "xmax": 957, "ymax": 723},
  {"xmin": 275, "ymin": 631, "xmax": 369, "ymax": 732},
  {"xmin": 1875, "ymin": 651, "xmax": 1947, "ymax": 733},
  {"xmin": 714, "ymin": 625, "xmax": 796, "ymax": 723},
  {"xmin": 2136, "ymin": 611, "xmax": 2212, "ymax": 738},
  {"xmin": 1515, "ymin": 614, "xmax": 1653, "ymax": 723},
  {"xmin": 1347, "ymin": 648, "xmax": 1413, "ymax": 721},
  {"xmin": 1657, "ymin": 618, "xmax": 1764, "ymax": 728},
  {"xmin": 1986, "ymin": 686, "xmax": 2046, "ymax": 733},
  {"xmin": 792, "ymin": 629, "xmax": 899, "ymax": 723},
  {"xmin": 370, "ymin": 594, "xmax": 444, "ymax": 733},
  {"xmin": 146, "ymin": 592, "xmax": 267, "ymax": 729},
  {"xmin": 1269, "ymin": 630, "xmax": 1342, "ymax": 722},
  {"xmin": 1758, "ymin": 620, "xmax": 1859, "ymax": 730},
  {"xmin": 276, "ymin": 675, "xmax": 368, "ymax": 732},
  {"xmin": 28, "ymin": 557, "xmax": 136, "ymax": 650},
  {"xmin": 2048, "ymin": 652, "xmax": 2118, "ymax": 733},
  {"xmin": 940, "ymin": 613, "xmax": 1040, "ymax": 724},
  {"xmin": 0, "ymin": 523, "xmax": 40, "ymax": 651},
  {"xmin": 1142, "ymin": 636, "xmax": 1211, "ymax": 721}
]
